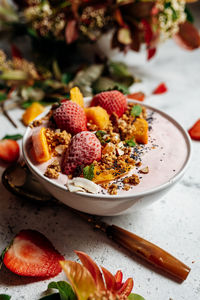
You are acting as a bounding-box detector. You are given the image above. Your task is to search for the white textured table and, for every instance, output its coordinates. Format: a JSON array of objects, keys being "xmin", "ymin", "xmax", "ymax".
[{"xmin": 0, "ymin": 27, "xmax": 200, "ymax": 300}]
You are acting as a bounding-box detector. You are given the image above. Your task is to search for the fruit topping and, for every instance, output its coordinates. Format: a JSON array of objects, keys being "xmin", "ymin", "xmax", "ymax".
[
  {"xmin": 22, "ymin": 102, "xmax": 44, "ymax": 126},
  {"xmin": 85, "ymin": 106, "xmax": 110, "ymax": 130},
  {"xmin": 53, "ymin": 101, "xmax": 87, "ymax": 134},
  {"xmin": 70, "ymin": 86, "xmax": 84, "ymax": 108},
  {"xmin": 91, "ymin": 90, "xmax": 127, "ymax": 118},
  {"xmin": 32, "ymin": 127, "xmax": 51, "ymax": 163},
  {"xmin": 62, "ymin": 131, "xmax": 101, "ymax": 175}
]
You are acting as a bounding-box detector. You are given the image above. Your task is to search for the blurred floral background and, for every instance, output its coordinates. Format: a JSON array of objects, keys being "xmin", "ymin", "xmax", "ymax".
[{"xmin": 0, "ymin": 0, "xmax": 199, "ymax": 119}]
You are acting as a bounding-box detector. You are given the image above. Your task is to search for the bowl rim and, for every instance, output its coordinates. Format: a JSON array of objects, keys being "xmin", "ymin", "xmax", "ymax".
[{"xmin": 22, "ymin": 98, "xmax": 192, "ymax": 201}]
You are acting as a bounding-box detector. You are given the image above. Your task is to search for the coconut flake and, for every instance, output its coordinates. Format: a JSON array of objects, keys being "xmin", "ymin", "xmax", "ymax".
[
  {"xmin": 116, "ymin": 141, "xmax": 125, "ymax": 156},
  {"xmin": 66, "ymin": 177, "xmax": 99, "ymax": 194},
  {"xmin": 67, "ymin": 180, "xmax": 85, "ymax": 192}
]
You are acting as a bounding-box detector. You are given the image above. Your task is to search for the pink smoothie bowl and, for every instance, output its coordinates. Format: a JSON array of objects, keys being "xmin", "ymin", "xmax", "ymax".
[{"xmin": 22, "ymin": 99, "xmax": 192, "ymax": 216}]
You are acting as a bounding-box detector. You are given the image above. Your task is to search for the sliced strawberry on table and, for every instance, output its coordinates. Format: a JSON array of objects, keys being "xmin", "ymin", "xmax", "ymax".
[
  {"xmin": 152, "ymin": 82, "xmax": 167, "ymax": 95},
  {"xmin": 3, "ymin": 229, "xmax": 64, "ymax": 277},
  {"xmin": 188, "ymin": 119, "xmax": 200, "ymax": 141},
  {"xmin": 0, "ymin": 139, "xmax": 20, "ymax": 163},
  {"xmin": 91, "ymin": 90, "xmax": 127, "ymax": 118}
]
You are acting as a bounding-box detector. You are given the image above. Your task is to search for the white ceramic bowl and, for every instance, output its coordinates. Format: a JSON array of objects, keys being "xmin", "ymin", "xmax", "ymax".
[{"xmin": 22, "ymin": 99, "xmax": 191, "ymax": 216}]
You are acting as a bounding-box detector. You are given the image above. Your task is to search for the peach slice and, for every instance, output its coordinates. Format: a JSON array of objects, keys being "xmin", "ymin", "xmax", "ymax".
[
  {"xmin": 93, "ymin": 165, "xmax": 132, "ymax": 184},
  {"xmin": 32, "ymin": 127, "xmax": 51, "ymax": 163},
  {"xmin": 70, "ymin": 86, "xmax": 84, "ymax": 108},
  {"xmin": 133, "ymin": 118, "xmax": 148, "ymax": 144},
  {"xmin": 22, "ymin": 102, "xmax": 44, "ymax": 126},
  {"xmin": 85, "ymin": 106, "xmax": 110, "ymax": 130}
]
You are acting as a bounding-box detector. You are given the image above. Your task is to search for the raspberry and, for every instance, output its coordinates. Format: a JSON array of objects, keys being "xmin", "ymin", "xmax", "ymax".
[
  {"xmin": 53, "ymin": 101, "xmax": 87, "ymax": 134},
  {"xmin": 62, "ymin": 131, "xmax": 101, "ymax": 175},
  {"xmin": 91, "ymin": 90, "xmax": 127, "ymax": 118}
]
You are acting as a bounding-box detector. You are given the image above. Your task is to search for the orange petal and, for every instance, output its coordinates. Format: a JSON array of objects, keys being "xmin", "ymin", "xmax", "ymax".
[
  {"xmin": 75, "ymin": 251, "xmax": 105, "ymax": 290},
  {"xmin": 117, "ymin": 278, "xmax": 133, "ymax": 297},
  {"xmin": 101, "ymin": 266, "xmax": 116, "ymax": 291},
  {"xmin": 115, "ymin": 270, "xmax": 123, "ymax": 290},
  {"xmin": 60, "ymin": 260, "xmax": 97, "ymax": 300}
]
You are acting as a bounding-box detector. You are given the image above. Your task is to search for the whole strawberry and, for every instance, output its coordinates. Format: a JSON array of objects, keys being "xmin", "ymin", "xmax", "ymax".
[
  {"xmin": 91, "ymin": 90, "xmax": 127, "ymax": 118},
  {"xmin": 53, "ymin": 101, "xmax": 87, "ymax": 134},
  {"xmin": 62, "ymin": 131, "xmax": 101, "ymax": 175}
]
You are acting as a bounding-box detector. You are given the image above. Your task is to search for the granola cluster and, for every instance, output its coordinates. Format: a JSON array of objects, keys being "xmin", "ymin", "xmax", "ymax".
[{"xmin": 45, "ymin": 128, "xmax": 71, "ymax": 156}]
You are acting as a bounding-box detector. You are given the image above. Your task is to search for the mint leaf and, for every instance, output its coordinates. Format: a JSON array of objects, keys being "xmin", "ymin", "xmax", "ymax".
[
  {"xmin": 83, "ymin": 164, "xmax": 94, "ymax": 181},
  {"xmin": 128, "ymin": 293, "xmax": 145, "ymax": 300},
  {"xmin": 125, "ymin": 139, "xmax": 136, "ymax": 147},
  {"xmin": 131, "ymin": 105, "xmax": 142, "ymax": 117},
  {"xmin": 48, "ymin": 281, "xmax": 76, "ymax": 300},
  {"xmin": 39, "ymin": 293, "xmax": 61, "ymax": 300},
  {"xmin": 2, "ymin": 134, "xmax": 23, "ymax": 141},
  {"xmin": 185, "ymin": 6, "xmax": 194, "ymax": 23},
  {"xmin": 0, "ymin": 295, "xmax": 11, "ymax": 300},
  {"xmin": 95, "ymin": 130, "xmax": 106, "ymax": 145}
]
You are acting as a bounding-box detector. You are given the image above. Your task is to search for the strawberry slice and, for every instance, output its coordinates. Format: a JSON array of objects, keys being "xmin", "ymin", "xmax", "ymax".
[
  {"xmin": 188, "ymin": 119, "xmax": 200, "ymax": 141},
  {"xmin": 152, "ymin": 82, "xmax": 167, "ymax": 95},
  {"xmin": 0, "ymin": 139, "xmax": 20, "ymax": 163},
  {"xmin": 3, "ymin": 229, "xmax": 64, "ymax": 277}
]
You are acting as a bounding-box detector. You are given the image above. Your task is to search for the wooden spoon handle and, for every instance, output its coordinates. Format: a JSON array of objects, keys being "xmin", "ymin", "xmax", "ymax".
[{"xmin": 106, "ymin": 225, "xmax": 190, "ymax": 281}]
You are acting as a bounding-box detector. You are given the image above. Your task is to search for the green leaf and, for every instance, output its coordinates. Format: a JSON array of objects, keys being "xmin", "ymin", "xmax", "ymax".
[
  {"xmin": 0, "ymin": 295, "xmax": 11, "ymax": 300},
  {"xmin": 108, "ymin": 61, "xmax": 134, "ymax": 87},
  {"xmin": 2, "ymin": 134, "xmax": 23, "ymax": 141},
  {"xmin": 21, "ymin": 101, "xmax": 34, "ymax": 109},
  {"xmin": 39, "ymin": 293, "xmax": 61, "ymax": 300},
  {"xmin": 0, "ymin": 92, "xmax": 7, "ymax": 102},
  {"xmin": 185, "ymin": 6, "xmax": 194, "ymax": 23},
  {"xmin": 83, "ymin": 164, "xmax": 94, "ymax": 181},
  {"xmin": 125, "ymin": 139, "xmax": 136, "ymax": 147},
  {"xmin": 48, "ymin": 281, "xmax": 76, "ymax": 300},
  {"xmin": 92, "ymin": 77, "xmax": 129, "ymax": 95},
  {"xmin": 61, "ymin": 73, "xmax": 73, "ymax": 84},
  {"xmin": 95, "ymin": 130, "xmax": 106, "ymax": 145},
  {"xmin": 128, "ymin": 293, "xmax": 145, "ymax": 300},
  {"xmin": 72, "ymin": 64, "xmax": 104, "ymax": 97},
  {"xmin": 131, "ymin": 105, "xmax": 142, "ymax": 117},
  {"xmin": 0, "ymin": 246, "xmax": 9, "ymax": 270}
]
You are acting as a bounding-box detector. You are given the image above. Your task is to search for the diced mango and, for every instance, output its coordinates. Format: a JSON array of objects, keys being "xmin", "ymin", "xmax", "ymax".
[
  {"xmin": 32, "ymin": 127, "xmax": 51, "ymax": 163},
  {"xmin": 85, "ymin": 106, "xmax": 110, "ymax": 130},
  {"xmin": 133, "ymin": 118, "xmax": 148, "ymax": 144},
  {"xmin": 93, "ymin": 164, "xmax": 132, "ymax": 184},
  {"xmin": 22, "ymin": 102, "xmax": 44, "ymax": 126},
  {"xmin": 70, "ymin": 86, "xmax": 84, "ymax": 108}
]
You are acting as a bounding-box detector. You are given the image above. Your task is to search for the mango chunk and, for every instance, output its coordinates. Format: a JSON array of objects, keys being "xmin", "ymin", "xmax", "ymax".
[
  {"xmin": 85, "ymin": 106, "xmax": 110, "ymax": 130},
  {"xmin": 93, "ymin": 164, "xmax": 132, "ymax": 184},
  {"xmin": 70, "ymin": 86, "xmax": 84, "ymax": 108},
  {"xmin": 22, "ymin": 102, "xmax": 44, "ymax": 126},
  {"xmin": 32, "ymin": 127, "xmax": 51, "ymax": 163},
  {"xmin": 134, "ymin": 118, "xmax": 148, "ymax": 144}
]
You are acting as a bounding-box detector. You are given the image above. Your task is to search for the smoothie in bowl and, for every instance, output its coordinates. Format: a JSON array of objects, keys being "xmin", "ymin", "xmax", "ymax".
[{"xmin": 23, "ymin": 88, "xmax": 191, "ymax": 215}]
